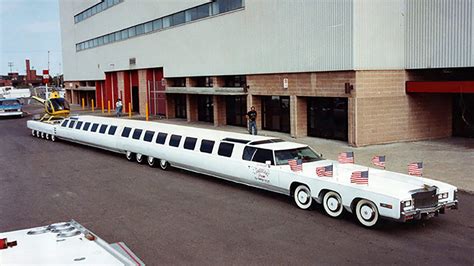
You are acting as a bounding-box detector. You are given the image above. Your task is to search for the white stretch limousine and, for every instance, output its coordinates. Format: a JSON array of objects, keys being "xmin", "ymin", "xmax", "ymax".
[{"xmin": 27, "ymin": 116, "xmax": 458, "ymax": 227}]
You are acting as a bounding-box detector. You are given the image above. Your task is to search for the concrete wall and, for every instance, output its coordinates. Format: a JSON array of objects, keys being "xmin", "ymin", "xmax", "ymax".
[{"xmin": 59, "ymin": 0, "xmax": 354, "ymax": 81}]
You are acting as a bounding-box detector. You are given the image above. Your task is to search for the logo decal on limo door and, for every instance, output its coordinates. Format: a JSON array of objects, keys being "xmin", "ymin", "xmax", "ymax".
[{"xmin": 249, "ymin": 166, "xmax": 270, "ymax": 183}]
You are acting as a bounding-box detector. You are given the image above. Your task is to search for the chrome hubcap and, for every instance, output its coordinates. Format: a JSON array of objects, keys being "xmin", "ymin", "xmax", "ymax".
[
  {"xmin": 361, "ymin": 205, "xmax": 374, "ymax": 220},
  {"xmin": 327, "ymin": 197, "xmax": 339, "ymax": 211}
]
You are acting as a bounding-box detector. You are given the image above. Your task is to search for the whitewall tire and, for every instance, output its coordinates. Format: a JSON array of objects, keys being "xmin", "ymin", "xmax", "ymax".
[
  {"xmin": 147, "ymin": 157, "xmax": 156, "ymax": 167},
  {"xmin": 323, "ymin": 191, "xmax": 344, "ymax": 218},
  {"xmin": 36, "ymin": 131, "xmax": 41, "ymax": 138},
  {"xmin": 136, "ymin": 153, "xmax": 144, "ymax": 164},
  {"xmin": 32, "ymin": 130, "xmax": 36, "ymax": 136},
  {"xmin": 126, "ymin": 151, "xmax": 135, "ymax": 162},
  {"xmin": 41, "ymin": 132, "xmax": 45, "ymax": 138},
  {"xmin": 45, "ymin": 134, "xmax": 50, "ymax": 140},
  {"xmin": 159, "ymin": 159, "xmax": 169, "ymax": 170},
  {"xmin": 51, "ymin": 135, "xmax": 56, "ymax": 142},
  {"xmin": 294, "ymin": 184, "xmax": 313, "ymax": 210},
  {"xmin": 355, "ymin": 199, "xmax": 379, "ymax": 228}
]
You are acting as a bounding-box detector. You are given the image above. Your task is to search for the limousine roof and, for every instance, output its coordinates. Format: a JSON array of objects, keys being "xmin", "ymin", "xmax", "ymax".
[{"xmin": 68, "ymin": 115, "xmax": 307, "ymax": 149}]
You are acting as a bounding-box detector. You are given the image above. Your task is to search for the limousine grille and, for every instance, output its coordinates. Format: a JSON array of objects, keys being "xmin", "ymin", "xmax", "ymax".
[{"xmin": 412, "ymin": 186, "xmax": 438, "ymax": 209}]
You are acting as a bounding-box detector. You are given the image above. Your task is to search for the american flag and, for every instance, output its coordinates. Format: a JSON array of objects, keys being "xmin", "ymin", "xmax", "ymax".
[
  {"xmin": 316, "ymin": 165, "xmax": 333, "ymax": 177},
  {"xmin": 351, "ymin": 170, "xmax": 369, "ymax": 185},
  {"xmin": 338, "ymin": 152, "xmax": 354, "ymax": 164},
  {"xmin": 371, "ymin": 155, "xmax": 386, "ymax": 168},
  {"xmin": 288, "ymin": 159, "xmax": 303, "ymax": 172},
  {"xmin": 408, "ymin": 162, "xmax": 423, "ymax": 176}
]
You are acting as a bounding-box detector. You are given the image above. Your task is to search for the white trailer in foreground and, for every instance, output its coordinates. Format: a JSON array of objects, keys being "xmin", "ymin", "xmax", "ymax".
[
  {"xmin": 0, "ymin": 220, "xmax": 144, "ymax": 265},
  {"xmin": 27, "ymin": 116, "xmax": 458, "ymax": 228}
]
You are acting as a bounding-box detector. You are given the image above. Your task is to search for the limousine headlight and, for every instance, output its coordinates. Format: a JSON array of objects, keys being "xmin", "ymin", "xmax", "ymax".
[
  {"xmin": 438, "ymin": 192, "xmax": 448, "ymax": 200},
  {"xmin": 402, "ymin": 200, "xmax": 413, "ymax": 208}
]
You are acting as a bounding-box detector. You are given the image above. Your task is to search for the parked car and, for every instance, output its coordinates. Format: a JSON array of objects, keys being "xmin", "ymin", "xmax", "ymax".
[{"xmin": 0, "ymin": 98, "xmax": 23, "ymax": 117}]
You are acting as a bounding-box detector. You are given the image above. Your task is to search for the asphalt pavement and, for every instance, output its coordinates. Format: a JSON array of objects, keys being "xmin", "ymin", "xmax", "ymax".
[{"xmin": 0, "ymin": 106, "xmax": 473, "ymax": 265}]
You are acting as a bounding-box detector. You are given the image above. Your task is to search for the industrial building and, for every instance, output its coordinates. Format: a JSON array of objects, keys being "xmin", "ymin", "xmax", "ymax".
[{"xmin": 59, "ymin": 0, "xmax": 474, "ymax": 146}]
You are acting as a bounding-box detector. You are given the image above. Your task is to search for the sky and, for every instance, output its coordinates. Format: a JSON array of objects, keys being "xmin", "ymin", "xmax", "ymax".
[{"xmin": 0, "ymin": 0, "xmax": 62, "ymax": 76}]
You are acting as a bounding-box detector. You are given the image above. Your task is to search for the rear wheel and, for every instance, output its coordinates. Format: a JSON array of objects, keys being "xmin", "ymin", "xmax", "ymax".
[
  {"xmin": 323, "ymin": 191, "xmax": 344, "ymax": 218},
  {"xmin": 159, "ymin": 159, "xmax": 169, "ymax": 170},
  {"xmin": 293, "ymin": 184, "xmax": 312, "ymax": 210},
  {"xmin": 126, "ymin": 151, "xmax": 135, "ymax": 162},
  {"xmin": 147, "ymin": 157, "xmax": 156, "ymax": 167},
  {"xmin": 355, "ymin": 199, "xmax": 379, "ymax": 228},
  {"xmin": 136, "ymin": 154, "xmax": 144, "ymax": 164}
]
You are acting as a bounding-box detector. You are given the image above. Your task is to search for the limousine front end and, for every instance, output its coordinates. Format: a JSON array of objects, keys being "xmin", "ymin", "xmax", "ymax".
[{"xmin": 399, "ymin": 187, "xmax": 458, "ymax": 222}]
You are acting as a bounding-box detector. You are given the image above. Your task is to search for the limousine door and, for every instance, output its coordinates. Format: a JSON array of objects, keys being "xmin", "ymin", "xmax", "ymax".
[{"xmin": 242, "ymin": 147, "xmax": 280, "ymax": 190}]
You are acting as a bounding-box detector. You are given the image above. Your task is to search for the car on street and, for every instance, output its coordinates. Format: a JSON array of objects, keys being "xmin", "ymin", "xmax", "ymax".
[{"xmin": 0, "ymin": 98, "xmax": 23, "ymax": 117}]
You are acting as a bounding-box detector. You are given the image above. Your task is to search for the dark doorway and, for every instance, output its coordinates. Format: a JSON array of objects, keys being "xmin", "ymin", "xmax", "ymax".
[
  {"xmin": 307, "ymin": 97, "xmax": 348, "ymax": 141},
  {"xmin": 175, "ymin": 95, "xmax": 187, "ymax": 119},
  {"xmin": 453, "ymin": 94, "xmax": 474, "ymax": 138},
  {"xmin": 198, "ymin": 95, "xmax": 213, "ymax": 122},
  {"xmin": 226, "ymin": 95, "xmax": 247, "ymax": 127},
  {"xmin": 262, "ymin": 96, "xmax": 290, "ymax": 133},
  {"xmin": 132, "ymin": 86, "xmax": 139, "ymax": 113}
]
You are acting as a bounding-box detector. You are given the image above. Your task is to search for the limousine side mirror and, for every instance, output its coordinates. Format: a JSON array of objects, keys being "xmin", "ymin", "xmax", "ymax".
[{"xmin": 265, "ymin": 160, "xmax": 271, "ymax": 167}]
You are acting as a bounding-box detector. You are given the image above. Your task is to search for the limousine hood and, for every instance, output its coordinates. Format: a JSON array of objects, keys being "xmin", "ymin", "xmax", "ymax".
[{"xmin": 299, "ymin": 160, "xmax": 455, "ymax": 199}]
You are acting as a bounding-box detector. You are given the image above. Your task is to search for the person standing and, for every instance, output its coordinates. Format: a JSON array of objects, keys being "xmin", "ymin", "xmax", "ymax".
[
  {"xmin": 115, "ymin": 98, "xmax": 123, "ymax": 117},
  {"xmin": 246, "ymin": 106, "xmax": 257, "ymax": 135}
]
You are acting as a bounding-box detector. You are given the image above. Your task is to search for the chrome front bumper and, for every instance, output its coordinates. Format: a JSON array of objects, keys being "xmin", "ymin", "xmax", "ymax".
[
  {"xmin": 400, "ymin": 200, "xmax": 458, "ymax": 222},
  {"xmin": 0, "ymin": 111, "xmax": 23, "ymax": 116}
]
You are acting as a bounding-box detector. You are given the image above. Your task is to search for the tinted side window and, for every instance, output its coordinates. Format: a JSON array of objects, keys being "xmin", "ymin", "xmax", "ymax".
[
  {"xmin": 169, "ymin": 134, "xmax": 182, "ymax": 147},
  {"xmin": 91, "ymin": 123, "xmax": 99, "ymax": 132},
  {"xmin": 121, "ymin": 127, "xmax": 132, "ymax": 137},
  {"xmin": 144, "ymin": 130, "xmax": 154, "ymax": 142},
  {"xmin": 68, "ymin": 120, "xmax": 76, "ymax": 128},
  {"xmin": 200, "ymin": 139, "xmax": 215, "ymax": 154},
  {"xmin": 242, "ymin": 146, "xmax": 257, "ymax": 161},
  {"xmin": 61, "ymin": 120, "xmax": 69, "ymax": 127},
  {"xmin": 132, "ymin": 129, "xmax": 143, "ymax": 140},
  {"xmin": 83, "ymin": 122, "xmax": 91, "ymax": 131},
  {"xmin": 218, "ymin": 142, "xmax": 234, "ymax": 157},
  {"xmin": 252, "ymin": 148, "xmax": 274, "ymax": 165},
  {"xmin": 156, "ymin": 132, "xmax": 168, "ymax": 144},
  {"xmin": 108, "ymin": 126, "xmax": 117, "ymax": 135},
  {"xmin": 99, "ymin": 124, "xmax": 108, "ymax": 134},
  {"xmin": 184, "ymin": 137, "xmax": 197, "ymax": 150},
  {"xmin": 75, "ymin": 121, "xmax": 83, "ymax": 129}
]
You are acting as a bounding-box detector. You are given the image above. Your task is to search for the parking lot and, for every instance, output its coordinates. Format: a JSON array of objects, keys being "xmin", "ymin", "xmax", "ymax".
[{"xmin": 1, "ymin": 106, "xmax": 473, "ymax": 265}]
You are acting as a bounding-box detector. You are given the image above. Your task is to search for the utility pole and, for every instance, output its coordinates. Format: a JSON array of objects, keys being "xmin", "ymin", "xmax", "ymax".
[{"xmin": 8, "ymin": 62, "xmax": 13, "ymax": 73}]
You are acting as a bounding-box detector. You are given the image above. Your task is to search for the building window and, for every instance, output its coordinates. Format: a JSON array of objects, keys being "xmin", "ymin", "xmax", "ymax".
[
  {"xmin": 198, "ymin": 95, "xmax": 213, "ymax": 123},
  {"xmin": 168, "ymin": 78, "xmax": 186, "ymax": 87},
  {"xmin": 171, "ymin": 11, "xmax": 185, "ymax": 26},
  {"xmin": 200, "ymin": 140, "xmax": 215, "ymax": 154},
  {"xmin": 189, "ymin": 3, "xmax": 211, "ymax": 21},
  {"xmin": 76, "ymin": 0, "xmax": 244, "ymax": 51},
  {"xmin": 175, "ymin": 94, "xmax": 187, "ymax": 119},
  {"xmin": 195, "ymin": 77, "xmax": 213, "ymax": 87},
  {"xmin": 224, "ymin": 76, "xmax": 246, "ymax": 87},
  {"xmin": 226, "ymin": 95, "xmax": 247, "ymax": 127}
]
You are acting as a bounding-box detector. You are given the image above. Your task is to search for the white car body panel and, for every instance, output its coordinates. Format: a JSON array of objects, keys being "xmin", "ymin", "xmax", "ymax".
[{"xmin": 27, "ymin": 116, "xmax": 458, "ymax": 224}]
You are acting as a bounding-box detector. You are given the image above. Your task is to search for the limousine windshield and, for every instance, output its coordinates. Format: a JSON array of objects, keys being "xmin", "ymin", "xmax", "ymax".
[{"xmin": 275, "ymin": 147, "xmax": 323, "ymax": 165}]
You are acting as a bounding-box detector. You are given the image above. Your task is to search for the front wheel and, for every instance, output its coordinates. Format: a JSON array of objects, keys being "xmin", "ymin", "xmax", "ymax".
[
  {"xmin": 355, "ymin": 199, "xmax": 379, "ymax": 228},
  {"xmin": 293, "ymin": 184, "xmax": 312, "ymax": 210},
  {"xmin": 323, "ymin": 191, "xmax": 344, "ymax": 218},
  {"xmin": 159, "ymin": 159, "xmax": 169, "ymax": 171}
]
